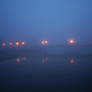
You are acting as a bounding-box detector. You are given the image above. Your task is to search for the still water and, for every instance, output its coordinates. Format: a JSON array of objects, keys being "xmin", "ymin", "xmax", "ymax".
[{"xmin": 0, "ymin": 47, "xmax": 92, "ymax": 92}]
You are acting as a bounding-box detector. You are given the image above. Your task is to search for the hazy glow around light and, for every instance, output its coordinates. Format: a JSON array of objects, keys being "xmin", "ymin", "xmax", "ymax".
[
  {"xmin": 21, "ymin": 41, "xmax": 26, "ymax": 46},
  {"xmin": 45, "ymin": 40, "xmax": 48, "ymax": 44},
  {"xmin": 15, "ymin": 41, "xmax": 20, "ymax": 46},
  {"xmin": 16, "ymin": 58, "xmax": 21, "ymax": 63},
  {"xmin": 9, "ymin": 42, "xmax": 13, "ymax": 46},
  {"xmin": 69, "ymin": 39, "xmax": 75, "ymax": 45},
  {"xmin": 70, "ymin": 58, "xmax": 75, "ymax": 64},
  {"xmin": 2, "ymin": 42, "xmax": 6, "ymax": 47},
  {"xmin": 41, "ymin": 40, "xmax": 48, "ymax": 45}
]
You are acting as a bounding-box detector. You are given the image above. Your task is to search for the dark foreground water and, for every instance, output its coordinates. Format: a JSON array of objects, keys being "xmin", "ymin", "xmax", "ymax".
[{"xmin": 0, "ymin": 47, "xmax": 92, "ymax": 92}]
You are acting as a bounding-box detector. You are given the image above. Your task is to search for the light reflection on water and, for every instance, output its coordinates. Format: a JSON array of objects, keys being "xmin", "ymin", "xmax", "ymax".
[
  {"xmin": 0, "ymin": 54, "xmax": 92, "ymax": 92},
  {"xmin": 16, "ymin": 57, "xmax": 27, "ymax": 63},
  {"xmin": 16, "ymin": 58, "xmax": 21, "ymax": 63},
  {"xmin": 42, "ymin": 57, "xmax": 48, "ymax": 64},
  {"xmin": 16, "ymin": 56, "xmax": 49, "ymax": 64},
  {"xmin": 0, "ymin": 46, "xmax": 92, "ymax": 92},
  {"xmin": 69, "ymin": 57, "xmax": 75, "ymax": 64},
  {"xmin": 15, "ymin": 56, "xmax": 78, "ymax": 65}
]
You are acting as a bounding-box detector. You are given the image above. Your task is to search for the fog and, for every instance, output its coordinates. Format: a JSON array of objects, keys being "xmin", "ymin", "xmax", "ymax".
[{"xmin": 1, "ymin": 0, "xmax": 92, "ymax": 45}]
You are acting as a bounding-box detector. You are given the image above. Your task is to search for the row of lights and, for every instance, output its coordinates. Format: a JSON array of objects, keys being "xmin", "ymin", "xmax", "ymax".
[
  {"xmin": 16, "ymin": 56, "xmax": 75, "ymax": 64},
  {"xmin": 0, "ymin": 39, "xmax": 75, "ymax": 47},
  {"xmin": 40, "ymin": 39, "xmax": 75, "ymax": 45},
  {"xmin": 1, "ymin": 41, "xmax": 26, "ymax": 47}
]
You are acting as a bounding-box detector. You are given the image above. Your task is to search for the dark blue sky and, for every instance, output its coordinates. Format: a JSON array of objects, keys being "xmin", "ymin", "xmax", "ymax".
[{"xmin": 1, "ymin": 0, "xmax": 92, "ymax": 44}]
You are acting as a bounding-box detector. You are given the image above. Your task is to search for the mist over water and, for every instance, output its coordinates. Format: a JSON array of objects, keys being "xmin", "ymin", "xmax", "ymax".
[
  {"xmin": 0, "ymin": 47, "xmax": 92, "ymax": 92},
  {"xmin": 0, "ymin": 0, "xmax": 92, "ymax": 92}
]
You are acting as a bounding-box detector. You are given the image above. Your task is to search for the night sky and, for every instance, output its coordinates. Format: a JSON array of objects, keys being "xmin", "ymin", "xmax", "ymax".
[{"xmin": 1, "ymin": 0, "xmax": 92, "ymax": 45}]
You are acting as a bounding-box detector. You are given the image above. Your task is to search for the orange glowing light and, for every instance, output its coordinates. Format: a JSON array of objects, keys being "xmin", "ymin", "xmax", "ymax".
[
  {"xmin": 21, "ymin": 41, "xmax": 25, "ymax": 46},
  {"xmin": 15, "ymin": 41, "xmax": 20, "ymax": 46},
  {"xmin": 2, "ymin": 42, "xmax": 6, "ymax": 47},
  {"xmin": 69, "ymin": 39, "xmax": 75, "ymax": 44}
]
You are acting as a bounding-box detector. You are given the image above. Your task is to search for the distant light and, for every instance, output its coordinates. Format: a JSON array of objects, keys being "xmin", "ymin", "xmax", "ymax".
[
  {"xmin": 45, "ymin": 40, "xmax": 48, "ymax": 44},
  {"xmin": 42, "ymin": 57, "xmax": 48, "ymax": 64},
  {"xmin": 41, "ymin": 40, "xmax": 45, "ymax": 45},
  {"xmin": 69, "ymin": 39, "xmax": 75, "ymax": 44},
  {"xmin": 16, "ymin": 58, "xmax": 21, "ymax": 63},
  {"xmin": 2, "ymin": 42, "xmax": 6, "ymax": 47},
  {"xmin": 70, "ymin": 58, "xmax": 75, "ymax": 64},
  {"xmin": 9, "ymin": 42, "xmax": 13, "ymax": 46},
  {"xmin": 41, "ymin": 40, "xmax": 48, "ymax": 45},
  {"xmin": 15, "ymin": 41, "xmax": 20, "ymax": 46},
  {"xmin": 21, "ymin": 41, "xmax": 25, "ymax": 46}
]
